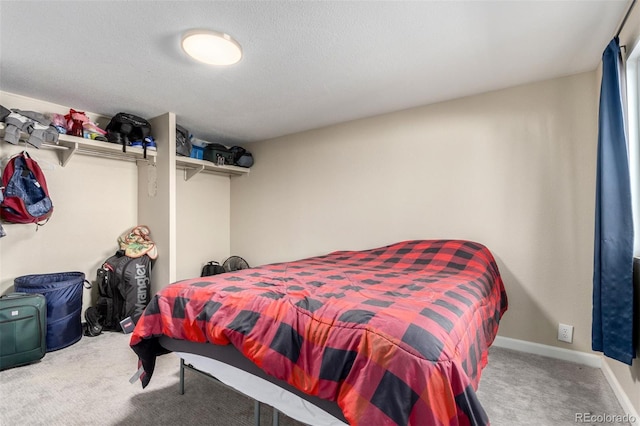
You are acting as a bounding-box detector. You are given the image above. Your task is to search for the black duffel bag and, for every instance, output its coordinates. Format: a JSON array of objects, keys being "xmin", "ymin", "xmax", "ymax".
[
  {"xmin": 106, "ymin": 112, "xmax": 152, "ymax": 153},
  {"xmin": 201, "ymin": 261, "xmax": 225, "ymax": 277},
  {"xmin": 230, "ymin": 146, "xmax": 254, "ymax": 168}
]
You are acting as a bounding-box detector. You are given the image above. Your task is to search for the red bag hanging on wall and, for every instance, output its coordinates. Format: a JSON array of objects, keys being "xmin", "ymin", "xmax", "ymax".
[{"xmin": 1, "ymin": 151, "xmax": 53, "ymax": 225}]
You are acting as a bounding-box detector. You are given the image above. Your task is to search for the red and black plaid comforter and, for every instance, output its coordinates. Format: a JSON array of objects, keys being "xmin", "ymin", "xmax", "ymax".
[{"xmin": 130, "ymin": 240, "xmax": 508, "ymax": 425}]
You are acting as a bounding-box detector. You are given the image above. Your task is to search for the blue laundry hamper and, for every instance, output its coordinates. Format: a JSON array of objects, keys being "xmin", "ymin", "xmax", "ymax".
[{"xmin": 14, "ymin": 272, "xmax": 87, "ymax": 351}]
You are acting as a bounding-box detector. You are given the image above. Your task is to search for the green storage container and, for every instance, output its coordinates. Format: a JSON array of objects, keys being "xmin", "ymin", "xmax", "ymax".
[{"xmin": 203, "ymin": 143, "xmax": 234, "ymax": 166}]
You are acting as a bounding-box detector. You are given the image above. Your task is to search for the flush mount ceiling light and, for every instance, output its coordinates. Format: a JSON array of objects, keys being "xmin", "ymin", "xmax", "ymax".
[{"xmin": 181, "ymin": 30, "xmax": 242, "ymax": 66}]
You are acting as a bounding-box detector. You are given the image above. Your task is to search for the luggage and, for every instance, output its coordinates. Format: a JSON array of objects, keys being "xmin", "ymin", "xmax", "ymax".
[
  {"xmin": 0, "ymin": 293, "xmax": 47, "ymax": 370},
  {"xmin": 203, "ymin": 143, "xmax": 235, "ymax": 166},
  {"xmin": 96, "ymin": 251, "xmax": 152, "ymax": 331},
  {"xmin": 14, "ymin": 272, "xmax": 87, "ymax": 351}
]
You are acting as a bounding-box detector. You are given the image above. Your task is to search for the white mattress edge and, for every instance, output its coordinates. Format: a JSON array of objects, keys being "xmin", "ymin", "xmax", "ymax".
[{"xmin": 175, "ymin": 351, "xmax": 348, "ymax": 426}]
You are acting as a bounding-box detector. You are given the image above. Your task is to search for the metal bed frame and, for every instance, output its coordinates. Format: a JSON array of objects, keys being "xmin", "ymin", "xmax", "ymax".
[
  {"xmin": 179, "ymin": 358, "xmax": 282, "ymax": 426},
  {"xmin": 160, "ymin": 336, "xmax": 347, "ymax": 426}
]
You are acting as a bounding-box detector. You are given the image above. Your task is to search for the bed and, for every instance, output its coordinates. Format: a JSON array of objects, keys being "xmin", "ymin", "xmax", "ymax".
[{"xmin": 130, "ymin": 239, "xmax": 508, "ymax": 425}]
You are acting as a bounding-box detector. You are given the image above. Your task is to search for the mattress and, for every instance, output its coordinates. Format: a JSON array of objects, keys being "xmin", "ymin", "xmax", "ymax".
[{"xmin": 131, "ymin": 239, "xmax": 508, "ymax": 425}]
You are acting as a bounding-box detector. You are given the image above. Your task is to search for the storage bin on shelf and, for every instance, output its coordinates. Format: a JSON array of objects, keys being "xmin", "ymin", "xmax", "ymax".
[
  {"xmin": 190, "ymin": 137, "xmax": 209, "ymax": 160},
  {"xmin": 190, "ymin": 145, "xmax": 204, "ymax": 160}
]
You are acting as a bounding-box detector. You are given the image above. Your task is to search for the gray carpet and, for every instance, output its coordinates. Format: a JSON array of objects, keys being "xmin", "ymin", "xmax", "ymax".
[
  {"xmin": 0, "ymin": 332, "xmax": 630, "ymax": 425},
  {"xmin": 477, "ymin": 346, "xmax": 630, "ymax": 426}
]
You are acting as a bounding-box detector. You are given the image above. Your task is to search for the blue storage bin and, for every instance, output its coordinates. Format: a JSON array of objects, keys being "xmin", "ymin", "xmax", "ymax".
[
  {"xmin": 14, "ymin": 272, "xmax": 86, "ymax": 351},
  {"xmin": 191, "ymin": 146, "xmax": 204, "ymax": 160}
]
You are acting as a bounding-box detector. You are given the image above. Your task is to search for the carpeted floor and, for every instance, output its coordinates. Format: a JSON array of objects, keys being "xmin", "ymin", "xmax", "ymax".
[
  {"xmin": 0, "ymin": 331, "xmax": 631, "ymax": 425},
  {"xmin": 477, "ymin": 345, "xmax": 631, "ymax": 425}
]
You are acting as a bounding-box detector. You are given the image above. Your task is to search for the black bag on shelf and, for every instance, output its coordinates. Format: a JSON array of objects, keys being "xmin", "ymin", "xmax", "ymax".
[
  {"xmin": 230, "ymin": 146, "xmax": 254, "ymax": 168},
  {"xmin": 176, "ymin": 124, "xmax": 192, "ymax": 157},
  {"xmin": 203, "ymin": 143, "xmax": 234, "ymax": 166},
  {"xmin": 106, "ymin": 112, "xmax": 152, "ymax": 152}
]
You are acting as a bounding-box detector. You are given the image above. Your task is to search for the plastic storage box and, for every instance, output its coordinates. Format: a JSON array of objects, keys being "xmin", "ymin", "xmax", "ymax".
[{"xmin": 190, "ymin": 145, "xmax": 204, "ymax": 160}]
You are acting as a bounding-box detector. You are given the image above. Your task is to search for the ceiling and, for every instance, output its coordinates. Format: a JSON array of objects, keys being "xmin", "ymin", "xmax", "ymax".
[{"xmin": 0, "ymin": 1, "xmax": 631, "ymax": 146}]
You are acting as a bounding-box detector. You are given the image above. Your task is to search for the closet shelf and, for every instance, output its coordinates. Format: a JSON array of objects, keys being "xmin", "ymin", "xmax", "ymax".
[
  {"xmin": 176, "ymin": 156, "xmax": 249, "ymax": 180},
  {"xmin": 0, "ymin": 123, "xmax": 157, "ymax": 166}
]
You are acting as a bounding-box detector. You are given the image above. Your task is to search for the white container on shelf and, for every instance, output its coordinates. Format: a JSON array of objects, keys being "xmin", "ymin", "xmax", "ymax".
[{"xmin": 190, "ymin": 137, "xmax": 210, "ymax": 148}]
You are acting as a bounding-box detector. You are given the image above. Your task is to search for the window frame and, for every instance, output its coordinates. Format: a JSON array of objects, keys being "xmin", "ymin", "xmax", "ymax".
[{"xmin": 626, "ymin": 39, "xmax": 640, "ymax": 256}]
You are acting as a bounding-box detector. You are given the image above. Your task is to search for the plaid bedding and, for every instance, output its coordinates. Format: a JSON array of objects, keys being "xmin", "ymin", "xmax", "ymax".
[{"xmin": 130, "ymin": 239, "xmax": 508, "ymax": 425}]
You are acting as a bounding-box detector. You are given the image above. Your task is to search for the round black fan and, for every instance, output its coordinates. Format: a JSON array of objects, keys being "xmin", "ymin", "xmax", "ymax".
[{"xmin": 222, "ymin": 256, "xmax": 250, "ymax": 272}]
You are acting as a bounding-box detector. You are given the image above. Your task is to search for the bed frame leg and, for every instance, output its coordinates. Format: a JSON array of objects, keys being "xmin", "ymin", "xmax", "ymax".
[
  {"xmin": 178, "ymin": 357, "xmax": 279, "ymax": 426},
  {"xmin": 254, "ymin": 401, "xmax": 261, "ymax": 426},
  {"xmin": 179, "ymin": 358, "xmax": 185, "ymax": 395}
]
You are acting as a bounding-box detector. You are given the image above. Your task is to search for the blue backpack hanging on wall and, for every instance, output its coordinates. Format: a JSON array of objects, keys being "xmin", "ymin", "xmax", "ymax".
[{"xmin": 0, "ymin": 151, "xmax": 53, "ymax": 225}]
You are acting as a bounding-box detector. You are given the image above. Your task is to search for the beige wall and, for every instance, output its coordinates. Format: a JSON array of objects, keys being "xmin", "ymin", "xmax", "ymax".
[
  {"xmin": 232, "ymin": 72, "xmax": 598, "ymax": 356},
  {"xmin": 0, "ymin": 92, "xmax": 139, "ymax": 312},
  {"xmin": 0, "ymin": 92, "xmax": 231, "ymax": 311},
  {"xmin": 176, "ymin": 171, "xmax": 231, "ymax": 280}
]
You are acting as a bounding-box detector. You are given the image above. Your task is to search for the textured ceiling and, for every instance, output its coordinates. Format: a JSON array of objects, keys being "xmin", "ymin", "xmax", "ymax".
[{"xmin": 0, "ymin": 1, "xmax": 630, "ymax": 145}]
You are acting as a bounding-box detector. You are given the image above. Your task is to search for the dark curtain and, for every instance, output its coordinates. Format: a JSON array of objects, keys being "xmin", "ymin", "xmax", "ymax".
[{"xmin": 592, "ymin": 37, "xmax": 635, "ymax": 365}]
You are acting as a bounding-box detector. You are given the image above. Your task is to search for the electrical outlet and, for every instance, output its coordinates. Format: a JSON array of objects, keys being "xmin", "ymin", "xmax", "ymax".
[{"xmin": 558, "ymin": 323, "xmax": 573, "ymax": 343}]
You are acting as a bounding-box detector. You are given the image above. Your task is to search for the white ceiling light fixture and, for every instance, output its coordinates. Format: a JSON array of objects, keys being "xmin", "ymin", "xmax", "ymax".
[{"xmin": 181, "ymin": 29, "xmax": 242, "ymax": 66}]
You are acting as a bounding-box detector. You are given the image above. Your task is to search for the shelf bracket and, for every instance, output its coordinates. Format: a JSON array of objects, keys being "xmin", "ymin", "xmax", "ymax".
[
  {"xmin": 59, "ymin": 142, "xmax": 79, "ymax": 167},
  {"xmin": 185, "ymin": 165, "xmax": 205, "ymax": 181}
]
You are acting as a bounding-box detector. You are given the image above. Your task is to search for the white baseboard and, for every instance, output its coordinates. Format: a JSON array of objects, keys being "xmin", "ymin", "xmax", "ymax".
[
  {"xmin": 600, "ymin": 359, "xmax": 640, "ymax": 426},
  {"xmin": 492, "ymin": 336, "xmax": 639, "ymax": 425},
  {"xmin": 492, "ymin": 336, "xmax": 602, "ymax": 368}
]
